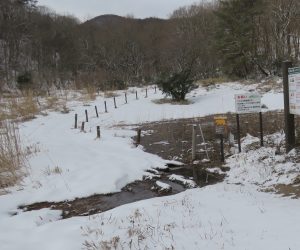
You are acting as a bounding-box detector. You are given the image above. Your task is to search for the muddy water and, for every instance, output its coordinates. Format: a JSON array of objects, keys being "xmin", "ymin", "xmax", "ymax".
[{"xmin": 20, "ymin": 111, "xmax": 291, "ymax": 219}]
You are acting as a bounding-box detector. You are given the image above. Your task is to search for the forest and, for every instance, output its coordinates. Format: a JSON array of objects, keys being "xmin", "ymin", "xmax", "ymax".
[{"xmin": 0, "ymin": 0, "xmax": 299, "ymax": 93}]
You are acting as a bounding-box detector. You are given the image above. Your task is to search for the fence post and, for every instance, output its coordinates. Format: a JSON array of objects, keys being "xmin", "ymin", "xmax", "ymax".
[
  {"xmin": 114, "ymin": 97, "xmax": 117, "ymax": 108},
  {"xmin": 104, "ymin": 101, "xmax": 108, "ymax": 113},
  {"xmin": 154, "ymin": 86, "xmax": 157, "ymax": 94},
  {"xmin": 81, "ymin": 122, "xmax": 85, "ymax": 132},
  {"xmin": 97, "ymin": 126, "xmax": 100, "ymax": 138},
  {"xmin": 192, "ymin": 125, "xmax": 196, "ymax": 161},
  {"xmin": 74, "ymin": 114, "xmax": 78, "ymax": 129},
  {"xmin": 259, "ymin": 112, "xmax": 264, "ymax": 147},
  {"xmin": 125, "ymin": 93, "xmax": 127, "ymax": 104},
  {"xmin": 136, "ymin": 128, "xmax": 141, "ymax": 146},
  {"xmin": 136, "ymin": 91, "xmax": 138, "ymax": 100},
  {"xmin": 236, "ymin": 114, "xmax": 241, "ymax": 153},
  {"xmin": 85, "ymin": 110, "xmax": 88, "ymax": 122},
  {"xmin": 95, "ymin": 106, "xmax": 99, "ymax": 118},
  {"xmin": 145, "ymin": 88, "xmax": 148, "ymax": 98}
]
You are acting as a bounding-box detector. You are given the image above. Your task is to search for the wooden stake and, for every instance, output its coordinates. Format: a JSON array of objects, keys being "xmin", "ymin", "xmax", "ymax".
[
  {"xmin": 104, "ymin": 101, "xmax": 108, "ymax": 113},
  {"xmin": 259, "ymin": 112, "xmax": 264, "ymax": 147},
  {"xmin": 81, "ymin": 122, "xmax": 85, "ymax": 132},
  {"xmin": 145, "ymin": 88, "xmax": 148, "ymax": 98},
  {"xmin": 125, "ymin": 93, "xmax": 127, "ymax": 104},
  {"xmin": 85, "ymin": 110, "xmax": 88, "ymax": 122},
  {"xmin": 154, "ymin": 86, "xmax": 157, "ymax": 94},
  {"xmin": 282, "ymin": 61, "xmax": 295, "ymax": 152},
  {"xmin": 192, "ymin": 125, "xmax": 196, "ymax": 161},
  {"xmin": 136, "ymin": 91, "xmax": 138, "ymax": 100},
  {"xmin": 95, "ymin": 106, "xmax": 99, "ymax": 118},
  {"xmin": 114, "ymin": 97, "xmax": 117, "ymax": 108},
  {"xmin": 236, "ymin": 114, "xmax": 241, "ymax": 153},
  {"xmin": 136, "ymin": 128, "xmax": 141, "ymax": 146},
  {"xmin": 97, "ymin": 126, "xmax": 100, "ymax": 138},
  {"xmin": 74, "ymin": 114, "xmax": 78, "ymax": 129}
]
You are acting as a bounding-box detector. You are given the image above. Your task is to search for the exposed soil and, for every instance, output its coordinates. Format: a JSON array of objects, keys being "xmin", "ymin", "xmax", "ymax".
[
  {"xmin": 18, "ymin": 110, "xmax": 300, "ymax": 219},
  {"xmin": 19, "ymin": 167, "xmax": 224, "ymax": 219}
]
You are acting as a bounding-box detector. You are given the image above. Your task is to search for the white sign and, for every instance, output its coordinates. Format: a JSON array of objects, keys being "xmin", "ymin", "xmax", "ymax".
[
  {"xmin": 235, "ymin": 93, "xmax": 261, "ymax": 114},
  {"xmin": 288, "ymin": 67, "xmax": 300, "ymax": 115}
]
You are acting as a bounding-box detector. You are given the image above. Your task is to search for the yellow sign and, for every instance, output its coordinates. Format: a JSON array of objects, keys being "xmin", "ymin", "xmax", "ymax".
[
  {"xmin": 214, "ymin": 116, "xmax": 228, "ymax": 135},
  {"xmin": 214, "ymin": 116, "xmax": 227, "ymax": 126}
]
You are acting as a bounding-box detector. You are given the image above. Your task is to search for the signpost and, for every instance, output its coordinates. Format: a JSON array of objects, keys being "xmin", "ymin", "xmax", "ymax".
[
  {"xmin": 283, "ymin": 61, "xmax": 295, "ymax": 152},
  {"xmin": 288, "ymin": 67, "xmax": 300, "ymax": 115},
  {"xmin": 235, "ymin": 93, "xmax": 261, "ymax": 114},
  {"xmin": 214, "ymin": 116, "xmax": 227, "ymax": 163},
  {"xmin": 234, "ymin": 93, "xmax": 263, "ymax": 152}
]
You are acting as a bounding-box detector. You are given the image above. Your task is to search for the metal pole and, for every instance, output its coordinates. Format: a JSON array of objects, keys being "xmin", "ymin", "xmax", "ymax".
[
  {"xmin": 192, "ymin": 125, "xmax": 196, "ymax": 161},
  {"xmin": 220, "ymin": 134, "xmax": 225, "ymax": 163},
  {"xmin": 236, "ymin": 114, "xmax": 241, "ymax": 153},
  {"xmin": 282, "ymin": 61, "xmax": 295, "ymax": 152},
  {"xmin": 259, "ymin": 112, "xmax": 264, "ymax": 147}
]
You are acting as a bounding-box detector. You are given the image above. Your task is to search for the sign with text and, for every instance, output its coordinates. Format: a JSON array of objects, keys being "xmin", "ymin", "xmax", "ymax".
[
  {"xmin": 235, "ymin": 93, "xmax": 261, "ymax": 114},
  {"xmin": 288, "ymin": 67, "xmax": 300, "ymax": 115},
  {"xmin": 214, "ymin": 116, "xmax": 228, "ymax": 135}
]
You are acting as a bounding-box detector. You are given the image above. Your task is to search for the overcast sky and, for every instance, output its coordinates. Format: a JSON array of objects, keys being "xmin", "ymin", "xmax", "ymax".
[{"xmin": 37, "ymin": 0, "xmax": 201, "ymax": 21}]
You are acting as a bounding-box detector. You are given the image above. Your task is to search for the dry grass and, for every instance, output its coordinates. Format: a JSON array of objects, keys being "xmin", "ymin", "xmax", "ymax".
[
  {"xmin": 152, "ymin": 98, "xmax": 192, "ymax": 105},
  {"xmin": 8, "ymin": 91, "xmax": 39, "ymax": 120},
  {"xmin": 0, "ymin": 121, "xmax": 27, "ymax": 188},
  {"xmin": 104, "ymin": 91, "xmax": 119, "ymax": 98},
  {"xmin": 199, "ymin": 77, "xmax": 231, "ymax": 87}
]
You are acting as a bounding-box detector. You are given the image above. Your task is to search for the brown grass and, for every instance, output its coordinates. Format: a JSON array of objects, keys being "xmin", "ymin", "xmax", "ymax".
[
  {"xmin": 152, "ymin": 98, "xmax": 192, "ymax": 105},
  {"xmin": 0, "ymin": 121, "xmax": 27, "ymax": 188}
]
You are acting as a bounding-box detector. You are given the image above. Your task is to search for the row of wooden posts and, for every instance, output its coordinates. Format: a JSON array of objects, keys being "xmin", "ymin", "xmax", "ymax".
[{"xmin": 73, "ymin": 87, "xmax": 156, "ymax": 142}]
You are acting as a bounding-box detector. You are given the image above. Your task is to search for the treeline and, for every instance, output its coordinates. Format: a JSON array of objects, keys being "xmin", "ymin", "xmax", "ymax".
[{"xmin": 0, "ymin": 0, "xmax": 299, "ymax": 92}]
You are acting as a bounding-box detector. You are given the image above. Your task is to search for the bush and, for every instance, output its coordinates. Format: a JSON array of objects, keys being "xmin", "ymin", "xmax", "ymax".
[
  {"xmin": 156, "ymin": 69, "xmax": 197, "ymax": 101},
  {"xmin": 17, "ymin": 71, "xmax": 33, "ymax": 91}
]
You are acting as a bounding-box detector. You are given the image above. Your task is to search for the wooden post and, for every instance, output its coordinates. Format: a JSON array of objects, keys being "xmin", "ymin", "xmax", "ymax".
[
  {"xmin": 114, "ymin": 97, "xmax": 117, "ymax": 108},
  {"xmin": 97, "ymin": 126, "xmax": 100, "ymax": 138},
  {"xmin": 74, "ymin": 114, "xmax": 78, "ymax": 129},
  {"xmin": 104, "ymin": 101, "xmax": 108, "ymax": 113},
  {"xmin": 125, "ymin": 93, "xmax": 127, "ymax": 104},
  {"xmin": 145, "ymin": 88, "xmax": 148, "ymax": 98},
  {"xmin": 95, "ymin": 106, "xmax": 99, "ymax": 118},
  {"xmin": 220, "ymin": 134, "xmax": 225, "ymax": 163},
  {"xmin": 259, "ymin": 112, "xmax": 264, "ymax": 147},
  {"xmin": 192, "ymin": 125, "xmax": 196, "ymax": 161},
  {"xmin": 81, "ymin": 122, "xmax": 85, "ymax": 132},
  {"xmin": 236, "ymin": 114, "xmax": 241, "ymax": 153},
  {"xmin": 136, "ymin": 128, "xmax": 141, "ymax": 146},
  {"xmin": 85, "ymin": 110, "xmax": 88, "ymax": 122},
  {"xmin": 282, "ymin": 61, "xmax": 295, "ymax": 152},
  {"xmin": 154, "ymin": 86, "xmax": 157, "ymax": 94},
  {"xmin": 136, "ymin": 91, "xmax": 138, "ymax": 100}
]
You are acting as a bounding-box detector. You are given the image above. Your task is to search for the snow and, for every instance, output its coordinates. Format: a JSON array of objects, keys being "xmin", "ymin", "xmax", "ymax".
[
  {"xmin": 155, "ymin": 180, "xmax": 171, "ymax": 191},
  {"xmin": 1, "ymin": 81, "xmax": 299, "ymax": 250},
  {"xmin": 169, "ymin": 174, "xmax": 197, "ymax": 188}
]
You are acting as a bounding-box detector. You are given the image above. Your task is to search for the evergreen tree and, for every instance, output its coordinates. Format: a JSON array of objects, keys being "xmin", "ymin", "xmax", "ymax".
[{"xmin": 215, "ymin": 0, "xmax": 265, "ymax": 77}]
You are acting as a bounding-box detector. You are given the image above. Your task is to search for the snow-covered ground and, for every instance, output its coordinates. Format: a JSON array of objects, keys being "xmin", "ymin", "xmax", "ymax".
[{"xmin": 1, "ymin": 82, "xmax": 299, "ymax": 250}]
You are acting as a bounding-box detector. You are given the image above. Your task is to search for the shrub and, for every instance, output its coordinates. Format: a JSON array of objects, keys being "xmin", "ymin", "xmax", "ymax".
[{"xmin": 156, "ymin": 69, "xmax": 197, "ymax": 101}]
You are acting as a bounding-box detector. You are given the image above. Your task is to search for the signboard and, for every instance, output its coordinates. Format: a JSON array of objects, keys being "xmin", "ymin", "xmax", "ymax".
[
  {"xmin": 288, "ymin": 67, "xmax": 300, "ymax": 115},
  {"xmin": 214, "ymin": 116, "xmax": 228, "ymax": 135},
  {"xmin": 235, "ymin": 93, "xmax": 261, "ymax": 114}
]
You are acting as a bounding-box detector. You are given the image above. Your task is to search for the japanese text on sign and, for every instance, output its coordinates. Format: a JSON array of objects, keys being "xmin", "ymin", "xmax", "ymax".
[
  {"xmin": 235, "ymin": 93, "xmax": 261, "ymax": 114},
  {"xmin": 288, "ymin": 67, "xmax": 300, "ymax": 115}
]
